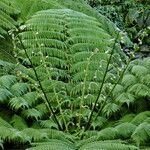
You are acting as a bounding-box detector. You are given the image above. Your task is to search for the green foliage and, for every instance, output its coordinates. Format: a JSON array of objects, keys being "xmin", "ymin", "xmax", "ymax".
[
  {"xmin": 26, "ymin": 140, "xmax": 75, "ymax": 150},
  {"xmin": 0, "ymin": 0, "xmax": 149, "ymax": 149},
  {"xmin": 91, "ymin": 0, "xmax": 150, "ymax": 56},
  {"xmin": 79, "ymin": 140, "xmax": 139, "ymax": 150},
  {"xmin": 0, "ymin": 0, "xmax": 18, "ymax": 37},
  {"xmin": 0, "ymin": 0, "xmax": 19, "ymax": 62}
]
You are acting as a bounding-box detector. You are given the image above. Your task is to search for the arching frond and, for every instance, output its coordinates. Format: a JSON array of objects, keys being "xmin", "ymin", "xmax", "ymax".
[
  {"xmin": 131, "ymin": 111, "xmax": 150, "ymax": 126},
  {"xmin": 39, "ymin": 119, "xmax": 58, "ymax": 129},
  {"xmin": 128, "ymin": 83, "xmax": 150, "ymax": 97},
  {"xmin": 0, "ymin": 75, "xmax": 17, "ymax": 89},
  {"xmin": 116, "ymin": 114, "xmax": 136, "ymax": 124},
  {"xmin": 115, "ymin": 123, "xmax": 136, "ymax": 139},
  {"xmin": 0, "ymin": 117, "xmax": 12, "ymax": 128},
  {"xmin": 9, "ymin": 97, "xmax": 29, "ymax": 110},
  {"xmin": 11, "ymin": 0, "xmax": 62, "ymax": 22},
  {"xmin": 0, "ymin": 88, "xmax": 13, "ymax": 103},
  {"xmin": 79, "ymin": 140, "xmax": 139, "ymax": 150},
  {"xmin": 97, "ymin": 127, "xmax": 117, "ymax": 140},
  {"xmin": 10, "ymin": 115, "xmax": 28, "ymax": 130},
  {"xmin": 131, "ymin": 65, "xmax": 149, "ymax": 78},
  {"xmin": 10, "ymin": 83, "xmax": 29, "ymax": 97},
  {"xmin": 0, "ymin": 0, "xmax": 18, "ymax": 37},
  {"xmin": 131, "ymin": 122, "xmax": 150, "ymax": 146},
  {"xmin": 21, "ymin": 128, "xmax": 48, "ymax": 142},
  {"xmin": 22, "ymin": 92, "xmax": 40, "ymax": 107},
  {"xmin": 0, "ymin": 126, "xmax": 29, "ymax": 143},
  {"xmin": 121, "ymin": 74, "xmax": 137, "ymax": 89},
  {"xmin": 115, "ymin": 92, "xmax": 135, "ymax": 106},
  {"xmin": 102, "ymin": 103, "xmax": 120, "ymax": 117},
  {"xmin": 91, "ymin": 116, "xmax": 107, "ymax": 130},
  {"xmin": 22, "ymin": 108, "xmax": 42, "ymax": 121},
  {"xmin": 26, "ymin": 139, "xmax": 75, "ymax": 150}
]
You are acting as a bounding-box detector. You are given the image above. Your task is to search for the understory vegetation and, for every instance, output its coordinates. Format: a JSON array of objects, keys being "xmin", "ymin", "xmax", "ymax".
[{"xmin": 0, "ymin": 0, "xmax": 150, "ymax": 149}]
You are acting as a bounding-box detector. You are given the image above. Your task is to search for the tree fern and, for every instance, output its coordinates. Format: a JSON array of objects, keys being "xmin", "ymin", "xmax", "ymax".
[
  {"xmin": 0, "ymin": 0, "xmax": 149, "ymax": 149},
  {"xmin": 15, "ymin": 9, "xmax": 126, "ymax": 129}
]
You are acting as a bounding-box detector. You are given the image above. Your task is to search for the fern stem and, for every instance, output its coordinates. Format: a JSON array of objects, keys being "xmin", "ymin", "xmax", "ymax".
[
  {"xmin": 17, "ymin": 36, "xmax": 63, "ymax": 131},
  {"xmin": 53, "ymin": 87, "xmax": 68, "ymax": 131},
  {"xmin": 36, "ymin": 41, "xmax": 68, "ymax": 131},
  {"xmin": 84, "ymin": 32, "xmax": 120, "ymax": 132},
  {"xmin": 79, "ymin": 52, "xmax": 95, "ymax": 128},
  {"xmin": 95, "ymin": 56, "xmax": 132, "ymax": 120}
]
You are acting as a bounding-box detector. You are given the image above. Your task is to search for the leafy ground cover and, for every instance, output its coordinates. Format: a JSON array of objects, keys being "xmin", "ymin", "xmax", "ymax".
[{"xmin": 0, "ymin": 0, "xmax": 150, "ymax": 149}]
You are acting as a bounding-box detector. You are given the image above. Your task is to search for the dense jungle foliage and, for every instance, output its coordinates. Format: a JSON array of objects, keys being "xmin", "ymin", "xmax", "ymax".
[{"xmin": 0, "ymin": 0, "xmax": 150, "ymax": 149}]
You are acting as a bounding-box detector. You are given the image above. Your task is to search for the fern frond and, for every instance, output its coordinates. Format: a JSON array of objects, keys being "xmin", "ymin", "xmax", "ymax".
[
  {"xmin": 79, "ymin": 140, "xmax": 139, "ymax": 150},
  {"xmin": 0, "ymin": 75, "xmax": 17, "ymax": 89},
  {"xmin": 68, "ymin": 27, "xmax": 111, "ymax": 39},
  {"xmin": 22, "ymin": 108, "xmax": 42, "ymax": 121},
  {"xmin": 70, "ymin": 43, "xmax": 109, "ymax": 53},
  {"xmin": 23, "ymin": 92, "xmax": 40, "ymax": 107},
  {"xmin": 0, "ymin": 60, "xmax": 15, "ymax": 73},
  {"xmin": 21, "ymin": 128, "xmax": 48, "ymax": 142},
  {"xmin": 131, "ymin": 65, "xmax": 149, "ymax": 78},
  {"xmin": 115, "ymin": 92, "xmax": 135, "ymax": 106},
  {"xmin": 72, "ymin": 52, "xmax": 109, "ymax": 63},
  {"xmin": 10, "ymin": 83, "xmax": 29, "ymax": 96},
  {"xmin": 97, "ymin": 127, "xmax": 117, "ymax": 140},
  {"xmin": 39, "ymin": 119, "xmax": 58, "ymax": 129},
  {"xmin": 131, "ymin": 122, "xmax": 150, "ymax": 146},
  {"xmin": 141, "ymin": 74, "xmax": 150, "ymax": 86},
  {"xmin": 0, "ymin": 0, "xmax": 18, "ymax": 36},
  {"xmin": 0, "ymin": 117, "xmax": 12, "ymax": 128},
  {"xmin": 0, "ymin": 126, "xmax": 17, "ymax": 140},
  {"xmin": 26, "ymin": 139, "xmax": 75, "ymax": 150},
  {"xmin": 35, "ymin": 103, "xmax": 49, "ymax": 117},
  {"xmin": 10, "ymin": 115, "xmax": 28, "ymax": 130},
  {"xmin": 131, "ymin": 111, "xmax": 150, "ymax": 125},
  {"xmin": 11, "ymin": 0, "xmax": 62, "ymax": 22},
  {"xmin": 102, "ymin": 103, "xmax": 120, "ymax": 117},
  {"xmin": 9, "ymin": 97, "xmax": 29, "ymax": 110},
  {"xmin": 112, "ymin": 84, "xmax": 124, "ymax": 97},
  {"xmin": 116, "ymin": 114, "xmax": 136, "ymax": 124},
  {"xmin": 0, "ymin": 88, "xmax": 13, "ymax": 103},
  {"xmin": 42, "ymin": 129, "xmax": 74, "ymax": 142},
  {"xmin": 59, "ymin": 0, "xmax": 132, "ymax": 46},
  {"xmin": 121, "ymin": 74, "xmax": 137, "ymax": 89},
  {"xmin": 115, "ymin": 123, "xmax": 136, "ymax": 139},
  {"xmin": 91, "ymin": 116, "xmax": 107, "ymax": 130},
  {"xmin": 0, "ymin": 139, "xmax": 3, "ymax": 150},
  {"xmin": 128, "ymin": 83, "xmax": 150, "ymax": 97},
  {"xmin": 0, "ymin": 126, "xmax": 29, "ymax": 143}
]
